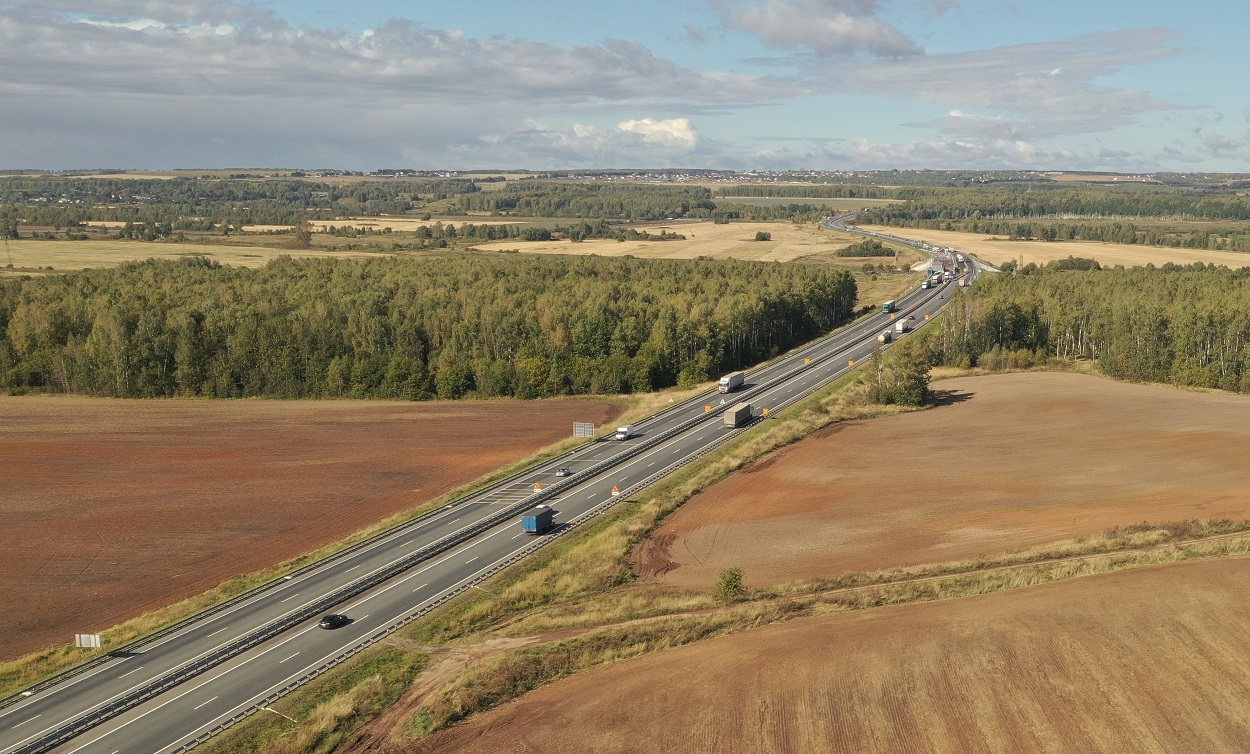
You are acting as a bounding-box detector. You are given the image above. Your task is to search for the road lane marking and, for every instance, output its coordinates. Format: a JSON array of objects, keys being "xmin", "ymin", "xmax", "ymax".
[
  {"xmin": 465, "ymin": 557, "xmax": 478, "ymax": 564},
  {"xmin": 412, "ymin": 583, "xmax": 428, "ymax": 592},
  {"xmin": 206, "ymin": 627, "xmax": 228, "ymax": 638},
  {"xmin": 279, "ymin": 593, "xmax": 300, "ymax": 603},
  {"xmin": 345, "ymin": 565, "xmax": 362, "ymax": 572},
  {"xmin": 278, "ymin": 652, "xmax": 299, "ymax": 664},
  {"xmin": 12, "ymin": 714, "xmax": 40, "ymax": 729},
  {"xmin": 118, "ymin": 666, "xmax": 145, "ymax": 679},
  {"xmin": 512, "ymin": 532, "xmax": 524, "ymax": 539},
  {"xmin": 192, "ymin": 697, "xmax": 218, "ymax": 711}
]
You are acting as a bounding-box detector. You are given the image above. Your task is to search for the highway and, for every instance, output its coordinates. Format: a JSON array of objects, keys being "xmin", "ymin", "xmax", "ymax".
[{"xmin": 2, "ymin": 241, "xmax": 979, "ymax": 754}]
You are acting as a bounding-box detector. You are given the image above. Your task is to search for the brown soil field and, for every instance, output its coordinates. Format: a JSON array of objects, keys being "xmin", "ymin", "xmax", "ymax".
[
  {"xmin": 0, "ymin": 396, "xmax": 623, "ymax": 660},
  {"xmin": 471, "ymin": 221, "xmax": 922, "ymax": 267},
  {"xmin": 859, "ymin": 224, "xmax": 1250, "ymax": 269},
  {"xmin": 635, "ymin": 372, "xmax": 1250, "ymax": 589},
  {"xmin": 0, "ymin": 239, "xmax": 394, "ymax": 277},
  {"xmin": 413, "ymin": 556, "xmax": 1250, "ymax": 754}
]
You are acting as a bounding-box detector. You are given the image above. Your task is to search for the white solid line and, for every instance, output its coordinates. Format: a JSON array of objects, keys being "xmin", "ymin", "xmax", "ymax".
[
  {"xmin": 118, "ymin": 666, "xmax": 145, "ymax": 679},
  {"xmin": 278, "ymin": 593, "xmax": 300, "ymax": 603},
  {"xmin": 12, "ymin": 714, "xmax": 40, "ymax": 729},
  {"xmin": 278, "ymin": 652, "xmax": 300, "ymax": 664},
  {"xmin": 206, "ymin": 627, "xmax": 228, "ymax": 638},
  {"xmin": 192, "ymin": 696, "xmax": 218, "ymax": 711}
]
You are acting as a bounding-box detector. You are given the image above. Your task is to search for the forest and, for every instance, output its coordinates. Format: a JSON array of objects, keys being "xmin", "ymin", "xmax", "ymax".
[
  {"xmin": 931, "ymin": 264, "xmax": 1250, "ymax": 393},
  {"xmin": 0, "ymin": 255, "xmax": 858, "ymax": 400}
]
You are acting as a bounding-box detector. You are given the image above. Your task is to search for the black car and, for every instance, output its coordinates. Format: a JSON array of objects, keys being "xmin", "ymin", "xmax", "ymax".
[{"xmin": 318, "ymin": 614, "xmax": 350, "ymax": 629}]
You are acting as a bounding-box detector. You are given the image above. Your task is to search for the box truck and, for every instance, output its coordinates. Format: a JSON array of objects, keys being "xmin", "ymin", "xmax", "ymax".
[
  {"xmin": 719, "ymin": 371, "xmax": 745, "ymax": 393},
  {"xmin": 724, "ymin": 403, "xmax": 752, "ymax": 428}
]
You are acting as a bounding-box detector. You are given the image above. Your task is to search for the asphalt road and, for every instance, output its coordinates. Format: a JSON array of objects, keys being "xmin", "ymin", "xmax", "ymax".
[{"xmin": 2, "ymin": 243, "xmax": 978, "ymax": 754}]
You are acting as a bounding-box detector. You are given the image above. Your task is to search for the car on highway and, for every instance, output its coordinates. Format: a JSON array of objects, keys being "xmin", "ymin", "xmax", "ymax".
[
  {"xmin": 555, "ymin": 467, "xmax": 572, "ymax": 477},
  {"xmin": 318, "ymin": 614, "xmax": 350, "ymax": 629}
]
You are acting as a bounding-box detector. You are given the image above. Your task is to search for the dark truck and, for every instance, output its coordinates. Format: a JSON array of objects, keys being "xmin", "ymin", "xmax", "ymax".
[{"xmin": 521, "ymin": 505, "xmax": 556, "ymax": 534}]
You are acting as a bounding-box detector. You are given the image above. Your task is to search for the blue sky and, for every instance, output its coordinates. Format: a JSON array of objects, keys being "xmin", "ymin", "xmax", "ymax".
[{"xmin": 2, "ymin": 0, "xmax": 1247, "ymax": 171}]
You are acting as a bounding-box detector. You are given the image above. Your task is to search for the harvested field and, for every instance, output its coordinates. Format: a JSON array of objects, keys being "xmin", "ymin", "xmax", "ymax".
[
  {"xmin": 634, "ymin": 372, "xmax": 1250, "ymax": 588},
  {"xmin": 0, "ymin": 239, "xmax": 392, "ymax": 276},
  {"xmin": 859, "ymin": 224, "xmax": 1250, "ymax": 269},
  {"xmin": 0, "ymin": 396, "xmax": 623, "ymax": 660},
  {"xmin": 413, "ymin": 556, "xmax": 1250, "ymax": 754},
  {"xmin": 471, "ymin": 221, "xmax": 921, "ymax": 267}
]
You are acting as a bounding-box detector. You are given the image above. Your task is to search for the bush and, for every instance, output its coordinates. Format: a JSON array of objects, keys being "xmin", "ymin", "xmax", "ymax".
[
  {"xmin": 712, "ymin": 567, "xmax": 746, "ymax": 603},
  {"xmin": 754, "ymin": 231, "xmax": 771, "ymax": 241}
]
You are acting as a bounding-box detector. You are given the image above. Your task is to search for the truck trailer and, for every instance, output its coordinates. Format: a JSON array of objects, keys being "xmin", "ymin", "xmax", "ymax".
[
  {"xmin": 521, "ymin": 505, "xmax": 555, "ymax": 534},
  {"xmin": 895, "ymin": 320, "xmax": 910, "ymax": 334},
  {"xmin": 724, "ymin": 403, "xmax": 752, "ymax": 428},
  {"xmin": 614, "ymin": 425, "xmax": 635, "ymax": 440},
  {"xmin": 878, "ymin": 330, "xmax": 893, "ymax": 344},
  {"xmin": 718, "ymin": 371, "xmax": 745, "ymax": 393}
]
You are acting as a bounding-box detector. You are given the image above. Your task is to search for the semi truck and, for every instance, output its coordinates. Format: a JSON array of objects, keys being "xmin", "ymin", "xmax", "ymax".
[
  {"xmin": 521, "ymin": 505, "xmax": 555, "ymax": 534},
  {"xmin": 615, "ymin": 425, "xmax": 635, "ymax": 440},
  {"xmin": 882, "ymin": 300, "xmax": 897, "ymax": 313},
  {"xmin": 878, "ymin": 330, "xmax": 893, "ymax": 344},
  {"xmin": 718, "ymin": 371, "xmax": 745, "ymax": 393},
  {"xmin": 724, "ymin": 402, "xmax": 752, "ymax": 428}
]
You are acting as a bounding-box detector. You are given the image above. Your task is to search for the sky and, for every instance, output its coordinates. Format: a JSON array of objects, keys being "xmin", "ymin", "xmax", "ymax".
[{"xmin": 1, "ymin": 0, "xmax": 1248, "ymax": 172}]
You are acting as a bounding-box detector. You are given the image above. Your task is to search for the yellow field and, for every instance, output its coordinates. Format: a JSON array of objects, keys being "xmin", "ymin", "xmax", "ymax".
[
  {"xmin": 472, "ymin": 220, "xmax": 922, "ymax": 266},
  {"xmin": 859, "ymin": 224, "xmax": 1250, "ymax": 269},
  {"xmin": 0, "ymin": 239, "xmax": 392, "ymax": 276}
]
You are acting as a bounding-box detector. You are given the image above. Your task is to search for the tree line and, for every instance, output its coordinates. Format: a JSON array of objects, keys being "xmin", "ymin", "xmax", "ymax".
[
  {"xmin": 0, "ymin": 255, "xmax": 858, "ymax": 400},
  {"xmin": 931, "ymin": 263, "xmax": 1250, "ymax": 392}
]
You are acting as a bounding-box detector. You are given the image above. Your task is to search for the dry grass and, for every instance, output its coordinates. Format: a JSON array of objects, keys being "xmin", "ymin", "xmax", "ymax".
[
  {"xmin": 0, "ymin": 239, "xmax": 393, "ymax": 276},
  {"xmin": 858, "ymin": 224, "xmax": 1250, "ymax": 269},
  {"xmin": 470, "ymin": 220, "xmax": 924, "ymax": 267}
]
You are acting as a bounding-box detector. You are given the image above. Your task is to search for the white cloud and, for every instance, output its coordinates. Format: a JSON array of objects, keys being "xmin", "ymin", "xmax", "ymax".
[
  {"xmin": 617, "ymin": 118, "xmax": 699, "ymax": 148},
  {"xmin": 718, "ymin": 0, "xmax": 921, "ymax": 57}
]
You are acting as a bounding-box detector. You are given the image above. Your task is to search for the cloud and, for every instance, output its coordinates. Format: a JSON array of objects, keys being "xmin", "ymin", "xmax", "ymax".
[
  {"xmin": 617, "ymin": 118, "xmax": 699, "ymax": 148},
  {"xmin": 718, "ymin": 0, "xmax": 922, "ymax": 57},
  {"xmin": 819, "ymin": 29, "xmax": 1182, "ymax": 139},
  {"xmin": 0, "ymin": 1, "xmax": 803, "ymax": 168}
]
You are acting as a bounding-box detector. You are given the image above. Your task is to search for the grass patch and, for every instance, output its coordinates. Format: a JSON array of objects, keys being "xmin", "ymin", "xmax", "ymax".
[{"xmin": 196, "ymin": 643, "xmax": 427, "ymax": 754}]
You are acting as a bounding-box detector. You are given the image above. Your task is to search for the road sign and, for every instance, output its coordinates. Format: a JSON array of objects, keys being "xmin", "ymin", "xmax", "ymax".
[
  {"xmin": 804, "ymin": 358, "xmax": 811, "ymax": 364},
  {"xmin": 534, "ymin": 483, "xmax": 542, "ymax": 491},
  {"xmin": 849, "ymin": 359, "xmax": 855, "ymax": 366},
  {"xmin": 705, "ymin": 405, "xmax": 712, "ymax": 412},
  {"xmin": 762, "ymin": 408, "xmax": 770, "ymax": 416},
  {"xmin": 75, "ymin": 634, "xmax": 101, "ymax": 649},
  {"xmin": 573, "ymin": 422, "xmax": 595, "ymax": 438},
  {"xmin": 611, "ymin": 486, "xmax": 621, "ymax": 496}
]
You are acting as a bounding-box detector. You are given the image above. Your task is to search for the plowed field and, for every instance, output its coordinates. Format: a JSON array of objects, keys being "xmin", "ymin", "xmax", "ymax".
[
  {"xmin": 634, "ymin": 373, "xmax": 1250, "ymax": 588},
  {"xmin": 0, "ymin": 397, "xmax": 623, "ymax": 660},
  {"xmin": 414, "ymin": 556, "xmax": 1250, "ymax": 754}
]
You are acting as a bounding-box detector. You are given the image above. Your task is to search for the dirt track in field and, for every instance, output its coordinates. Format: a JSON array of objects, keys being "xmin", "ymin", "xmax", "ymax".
[
  {"xmin": 0, "ymin": 397, "xmax": 623, "ymax": 660},
  {"xmin": 633, "ymin": 372, "xmax": 1250, "ymax": 588},
  {"xmin": 412, "ymin": 556, "xmax": 1250, "ymax": 754}
]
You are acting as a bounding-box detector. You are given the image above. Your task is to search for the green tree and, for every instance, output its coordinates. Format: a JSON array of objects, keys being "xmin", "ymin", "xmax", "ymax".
[{"xmin": 712, "ymin": 567, "xmax": 746, "ymax": 603}]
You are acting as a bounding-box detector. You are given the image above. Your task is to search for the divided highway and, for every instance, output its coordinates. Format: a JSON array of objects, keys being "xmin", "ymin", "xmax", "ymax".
[{"xmin": 3, "ymin": 247, "xmax": 977, "ymax": 754}]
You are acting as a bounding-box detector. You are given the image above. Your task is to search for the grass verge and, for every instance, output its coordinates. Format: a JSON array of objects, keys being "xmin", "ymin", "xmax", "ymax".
[{"xmin": 196, "ymin": 642, "xmax": 427, "ymax": 754}]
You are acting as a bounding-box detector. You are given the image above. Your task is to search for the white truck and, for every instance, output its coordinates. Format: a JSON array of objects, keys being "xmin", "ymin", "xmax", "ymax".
[
  {"xmin": 614, "ymin": 425, "xmax": 635, "ymax": 441},
  {"xmin": 895, "ymin": 320, "xmax": 910, "ymax": 334},
  {"xmin": 718, "ymin": 371, "xmax": 745, "ymax": 393}
]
